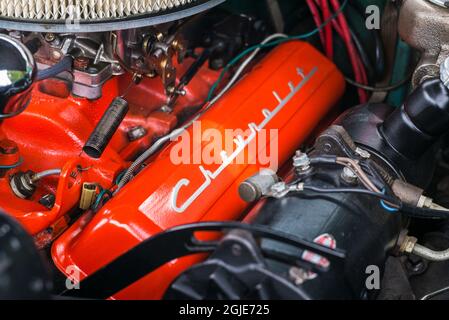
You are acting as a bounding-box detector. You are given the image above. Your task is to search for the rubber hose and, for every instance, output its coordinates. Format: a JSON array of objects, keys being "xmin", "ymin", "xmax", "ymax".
[{"xmin": 36, "ymin": 55, "xmax": 73, "ymax": 81}]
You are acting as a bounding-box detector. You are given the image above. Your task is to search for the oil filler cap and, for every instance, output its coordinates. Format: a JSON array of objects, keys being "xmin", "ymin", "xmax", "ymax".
[{"xmin": 0, "ymin": 34, "xmax": 36, "ymax": 118}]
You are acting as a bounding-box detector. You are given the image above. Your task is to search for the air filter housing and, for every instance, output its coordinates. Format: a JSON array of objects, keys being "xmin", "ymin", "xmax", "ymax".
[{"xmin": 0, "ymin": 0, "xmax": 225, "ymax": 32}]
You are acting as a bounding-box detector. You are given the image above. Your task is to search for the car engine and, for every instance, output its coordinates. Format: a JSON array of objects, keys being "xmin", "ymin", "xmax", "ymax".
[{"xmin": 2, "ymin": 0, "xmax": 449, "ymax": 301}]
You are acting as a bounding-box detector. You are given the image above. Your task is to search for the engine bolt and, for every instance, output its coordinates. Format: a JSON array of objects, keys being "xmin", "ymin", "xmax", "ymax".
[
  {"xmin": 175, "ymin": 89, "xmax": 187, "ymax": 96},
  {"xmin": 231, "ymin": 244, "xmax": 243, "ymax": 256},
  {"xmin": 74, "ymin": 56, "xmax": 90, "ymax": 71},
  {"xmin": 355, "ymin": 147, "xmax": 371, "ymax": 159},
  {"xmin": 288, "ymin": 267, "xmax": 308, "ymax": 286},
  {"xmin": 44, "ymin": 33, "xmax": 56, "ymax": 42},
  {"xmin": 293, "ymin": 150, "xmax": 310, "ymax": 172},
  {"xmin": 406, "ymin": 257, "xmax": 427, "ymax": 275},
  {"xmin": 166, "ymin": 85, "xmax": 176, "ymax": 94},
  {"xmin": 112, "ymin": 64, "xmax": 124, "ymax": 75},
  {"xmin": 160, "ymin": 105, "xmax": 173, "ymax": 113},
  {"xmin": 39, "ymin": 193, "xmax": 56, "ymax": 209},
  {"xmin": 341, "ymin": 167, "xmax": 358, "ymax": 185},
  {"xmin": 0, "ymin": 139, "xmax": 18, "ymax": 155},
  {"xmin": 127, "ymin": 126, "xmax": 147, "ymax": 142}
]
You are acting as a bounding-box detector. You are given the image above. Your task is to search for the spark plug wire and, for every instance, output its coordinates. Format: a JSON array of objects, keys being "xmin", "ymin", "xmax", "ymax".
[
  {"xmin": 305, "ymin": 0, "xmax": 368, "ymax": 103},
  {"xmin": 320, "ymin": 0, "xmax": 334, "ymax": 59},
  {"xmin": 328, "ymin": 0, "xmax": 368, "ymax": 102},
  {"xmin": 306, "ymin": 0, "xmax": 325, "ymax": 46}
]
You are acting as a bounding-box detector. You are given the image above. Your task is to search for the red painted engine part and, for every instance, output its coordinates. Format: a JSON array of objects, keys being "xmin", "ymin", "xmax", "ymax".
[
  {"xmin": 0, "ymin": 55, "xmax": 218, "ymax": 236},
  {"xmin": 52, "ymin": 41, "xmax": 346, "ymax": 299}
]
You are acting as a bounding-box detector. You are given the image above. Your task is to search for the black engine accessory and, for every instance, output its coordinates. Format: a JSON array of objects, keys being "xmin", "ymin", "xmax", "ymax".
[
  {"xmin": 381, "ymin": 78, "xmax": 449, "ymax": 160},
  {"xmin": 165, "ymin": 229, "xmax": 318, "ymax": 300},
  {"xmin": 338, "ymin": 78, "xmax": 449, "ymax": 188},
  {"xmin": 0, "ymin": 33, "xmax": 36, "ymax": 119},
  {"xmin": 0, "ymin": 211, "xmax": 50, "ymax": 299},
  {"xmin": 60, "ymin": 222, "xmax": 345, "ymax": 300}
]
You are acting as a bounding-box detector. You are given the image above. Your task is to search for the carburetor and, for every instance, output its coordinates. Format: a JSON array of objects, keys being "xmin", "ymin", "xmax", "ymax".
[{"xmin": 0, "ymin": 0, "xmax": 226, "ymax": 99}]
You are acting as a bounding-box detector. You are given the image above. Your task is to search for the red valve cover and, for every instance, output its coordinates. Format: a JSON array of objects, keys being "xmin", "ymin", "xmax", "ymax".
[{"xmin": 51, "ymin": 41, "xmax": 345, "ymax": 299}]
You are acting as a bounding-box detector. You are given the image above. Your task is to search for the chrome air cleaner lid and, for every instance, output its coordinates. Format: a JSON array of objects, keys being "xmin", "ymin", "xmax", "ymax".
[
  {"xmin": 0, "ymin": 0, "xmax": 225, "ymax": 33},
  {"xmin": 425, "ymin": 0, "xmax": 449, "ymax": 8}
]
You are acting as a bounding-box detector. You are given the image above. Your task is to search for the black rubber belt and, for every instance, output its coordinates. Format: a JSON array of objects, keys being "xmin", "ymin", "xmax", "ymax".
[{"xmin": 61, "ymin": 221, "xmax": 345, "ymax": 299}]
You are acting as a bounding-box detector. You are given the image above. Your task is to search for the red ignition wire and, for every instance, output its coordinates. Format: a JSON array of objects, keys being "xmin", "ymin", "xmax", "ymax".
[
  {"xmin": 308, "ymin": 0, "xmax": 369, "ymax": 102},
  {"xmin": 328, "ymin": 0, "xmax": 368, "ymax": 102},
  {"xmin": 328, "ymin": 15, "xmax": 369, "ymax": 90},
  {"xmin": 320, "ymin": 0, "xmax": 334, "ymax": 59},
  {"xmin": 306, "ymin": 0, "xmax": 326, "ymax": 48}
]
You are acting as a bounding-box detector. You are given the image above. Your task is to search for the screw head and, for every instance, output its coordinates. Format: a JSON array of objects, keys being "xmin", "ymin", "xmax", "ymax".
[
  {"xmin": 127, "ymin": 126, "xmax": 147, "ymax": 142},
  {"xmin": 166, "ymin": 85, "xmax": 175, "ymax": 94},
  {"xmin": 112, "ymin": 64, "xmax": 124, "ymax": 74},
  {"xmin": 293, "ymin": 151, "xmax": 310, "ymax": 171},
  {"xmin": 39, "ymin": 193, "xmax": 56, "ymax": 209},
  {"xmin": 74, "ymin": 56, "xmax": 90, "ymax": 70},
  {"xmin": 160, "ymin": 105, "xmax": 173, "ymax": 113},
  {"xmin": 44, "ymin": 33, "xmax": 56, "ymax": 42},
  {"xmin": 176, "ymin": 89, "xmax": 187, "ymax": 96},
  {"xmin": 341, "ymin": 167, "xmax": 358, "ymax": 185},
  {"xmin": 355, "ymin": 147, "xmax": 371, "ymax": 159},
  {"xmin": 0, "ymin": 140, "xmax": 18, "ymax": 155},
  {"xmin": 231, "ymin": 244, "xmax": 242, "ymax": 256},
  {"xmin": 289, "ymin": 267, "xmax": 308, "ymax": 286}
]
